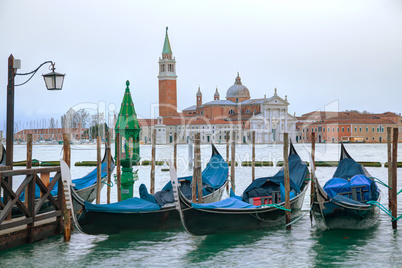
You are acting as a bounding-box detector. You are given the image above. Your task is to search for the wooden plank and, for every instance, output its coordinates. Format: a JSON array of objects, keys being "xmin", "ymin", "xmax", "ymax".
[
  {"xmin": 0, "ymin": 219, "xmax": 62, "ymax": 251},
  {"xmin": 0, "ymin": 167, "xmax": 60, "ymax": 177},
  {"xmin": 284, "ymin": 133, "xmax": 291, "ymax": 230},
  {"xmin": 0, "ymin": 217, "xmax": 32, "ymax": 231},
  {"xmin": 34, "ymin": 173, "xmax": 60, "ymax": 214}
]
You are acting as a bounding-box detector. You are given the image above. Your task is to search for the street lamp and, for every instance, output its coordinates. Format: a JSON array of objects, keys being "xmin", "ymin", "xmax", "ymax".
[
  {"xmin": 42, "ymin": 62, "xmax": 65, "ymax": 90},
  {"xmin": 6, "ymin": 54, "xmax": 65, "ymax": 171}
]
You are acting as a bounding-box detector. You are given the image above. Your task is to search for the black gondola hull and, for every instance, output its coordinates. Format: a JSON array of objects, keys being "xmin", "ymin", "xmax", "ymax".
[
  {"xmin": 73, "ymin": 181, "xmax": 227, "ymax": 234},
  {"xmin": 311, "ymin": 197, "xmax": 380, "ymax": 230},
  {"xmin": 179, "ymin": 182, "xmax": 308, "ymax": 235},
  {"xmin": 78, "ymin": 206, "xmax": 181, "ymax": 234},
  {"xmin": 311, "ymin": 143, "xmax": 381, "ymax": 230}
]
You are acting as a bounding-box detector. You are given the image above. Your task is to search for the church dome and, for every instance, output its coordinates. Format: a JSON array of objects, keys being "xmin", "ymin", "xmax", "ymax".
[{"xmin": 226, "ymin": 73, "xmax": 250, "ymax": 99}]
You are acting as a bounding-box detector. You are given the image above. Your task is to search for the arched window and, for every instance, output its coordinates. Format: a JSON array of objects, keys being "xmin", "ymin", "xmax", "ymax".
[
  {"xmin": 245, "ymin": 109, "xmax": 250, "ymax": 113},
  {"xmin": 228, "ymin": 110, "xmax": 235, "ymax": 115}
]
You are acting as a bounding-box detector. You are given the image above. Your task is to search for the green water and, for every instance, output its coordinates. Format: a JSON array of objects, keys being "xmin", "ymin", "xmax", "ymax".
[
  {"xmin": 1, "ymin": 143, "xmax": 402, "ymax": 267},
  {"xmin": 1, "ymin": 215, "xmax": 402, "ymax": 267}
]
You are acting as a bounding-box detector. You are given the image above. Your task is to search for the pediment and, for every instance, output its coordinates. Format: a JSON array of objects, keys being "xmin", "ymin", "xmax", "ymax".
[{"xmin": 264, "ymin": 96, "xmax": 288, "ymax": 106}]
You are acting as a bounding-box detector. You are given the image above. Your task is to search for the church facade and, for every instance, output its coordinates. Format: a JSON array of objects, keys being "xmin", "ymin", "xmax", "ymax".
[{"xmin": 138, "ymin": 28, "xmax": 297, "ymax": 144}]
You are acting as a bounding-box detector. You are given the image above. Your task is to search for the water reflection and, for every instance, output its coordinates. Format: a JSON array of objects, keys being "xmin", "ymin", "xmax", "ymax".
[{"xmin": 310, "ymin": 226, "xmax": 377, "ymax": 267}]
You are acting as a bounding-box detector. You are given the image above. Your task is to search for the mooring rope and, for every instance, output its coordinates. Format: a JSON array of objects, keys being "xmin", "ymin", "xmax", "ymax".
[
  {"xmin": 370, "ymin": 177, "xmax": 391, "ymax": 189},
  {"xmin": 260, "ymin": 204, "xmax": 291, "ymax": 211},
  {"xmin": 101, "ymin": 181, "xmax": 114, "ymax": 187},
  {"xmin": 285, "ymin": 211, "xmax": 309, "ymax": 227},
  {"xmin": 367, "ymin": 200, "xmax": 400, "ymax": 221}
]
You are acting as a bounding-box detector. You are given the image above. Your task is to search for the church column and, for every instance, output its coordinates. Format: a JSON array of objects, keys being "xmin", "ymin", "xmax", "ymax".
[
  {"xmin": 279, "ymin": 109, "xmax": 282, "ymax": 142},
  {"xmin": 269, "ymin": 108, "xmax": 272, "ymax": 143},
  {"xmin": 284, "ymin": 108, "xmax": 288, "ymax": 132}
]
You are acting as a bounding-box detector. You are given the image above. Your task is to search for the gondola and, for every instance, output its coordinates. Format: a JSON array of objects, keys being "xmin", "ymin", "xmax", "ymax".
[
  {"xmin": 11, "ymin": 148, "xmax": 115, "ymax": 218},
  {"xmin": 173, "ymin": 142, "xmax": 309, "ymax": 235},
  {"xmin": 0, "ymin": 144, "xmax": 5, "ymax": 166},
  {"xmin": 310, "ymin": 143, "xmax": 380, "ymax": 230},
  {"xmin": 72, "ymin": 144, "xmax": 229, "ymax": 234}
]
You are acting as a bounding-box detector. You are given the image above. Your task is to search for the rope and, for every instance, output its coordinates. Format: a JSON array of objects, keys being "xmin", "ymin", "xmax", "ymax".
[
  {"xmin": 397, "ymin": 189, "xmax": 402, "ymax": 196},
  {"xmin": 101, "ymin": 181, "xmax": 114, "ymax": 187},
  {"xmin": 260, "ymin": 203, "xmax": 291, "ymax": 211},
  {"xmin": 285, "ymin": 211, "xmax": 309, "ymax": 227},
  {"xmin": 367, "ymin": 200, "xmax": 396, "ymax": 220},
  {"xmin": 304, "ymin": 178, "xmax": 314, "ymax": 182},
  {"xmin": 370, "ymin": 177, "xmax": 391, "ymax": 189}
]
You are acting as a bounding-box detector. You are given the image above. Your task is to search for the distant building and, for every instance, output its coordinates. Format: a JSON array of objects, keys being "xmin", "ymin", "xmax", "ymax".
[
  {"xmin": 296, "ymin": 111, "xmax": 402, "ymax": 143},
  {"xmin": 14, "ymin": 125, "xmax": 86, "ymax": 142},
  {"xmin": 140, "ymin": 28, "xmax": 297, "ymax": 144}
]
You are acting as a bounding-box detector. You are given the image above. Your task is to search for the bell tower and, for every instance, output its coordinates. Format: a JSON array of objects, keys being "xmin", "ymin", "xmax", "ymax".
[{"xmin": 158, "ymin": 27, "xmax": 178, "ymax": 117}]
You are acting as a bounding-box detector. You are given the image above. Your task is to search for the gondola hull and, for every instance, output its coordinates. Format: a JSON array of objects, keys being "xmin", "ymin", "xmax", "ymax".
[
  {"xmin": 73, "ymin": 181, "xmax": 227, "ymax": 234},
  {"xmin": 311, "ymin": 197, "xmax": 380, "ymax": 230},
  {"xmin": 178, "ymin": 182, "xmax": 308, "ymax": 235},
  {"xmin": 310, "ymin": 143, "xmax": 381, "ymax": 230}
]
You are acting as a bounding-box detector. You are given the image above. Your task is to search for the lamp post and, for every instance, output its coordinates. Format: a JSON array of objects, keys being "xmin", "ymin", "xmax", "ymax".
[
  {"xmin": 115, "ymin": 80, "xmax": 141, "ymax": 200},
  {"xmin": 5, "ymin": 54, "xmax": 65, "ymax": 202}
]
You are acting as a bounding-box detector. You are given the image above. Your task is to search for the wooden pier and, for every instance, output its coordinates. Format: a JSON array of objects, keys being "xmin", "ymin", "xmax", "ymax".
[{"xmin": 0, "ymin": 166, "xmax": 65, "ymax": 251}]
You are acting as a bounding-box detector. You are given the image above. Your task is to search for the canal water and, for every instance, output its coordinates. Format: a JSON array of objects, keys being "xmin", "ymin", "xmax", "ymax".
[{"xmin": 1, "ymin": 143, "xmax": 402, "ymax": 267}]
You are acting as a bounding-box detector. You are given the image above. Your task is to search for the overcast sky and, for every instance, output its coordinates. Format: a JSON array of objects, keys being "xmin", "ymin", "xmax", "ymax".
[{"xmin": 1, "ymin": 0, "xmax": 401, "ymax": 130}]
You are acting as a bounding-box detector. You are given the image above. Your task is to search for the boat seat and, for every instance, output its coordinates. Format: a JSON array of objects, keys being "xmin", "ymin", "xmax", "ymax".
[
  {"xmin": 338, "ymin": 186, "xmax": 369, "ymax": 202},
  {"xmin": 249, "ymin": 191, "xmax": 281, "ymax": 206}
]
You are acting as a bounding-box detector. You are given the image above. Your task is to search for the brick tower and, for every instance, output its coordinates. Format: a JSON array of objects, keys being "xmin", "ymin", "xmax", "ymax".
[{"xmin": 158, "ymin": 27, "xmax": 178, "ymax": 117}]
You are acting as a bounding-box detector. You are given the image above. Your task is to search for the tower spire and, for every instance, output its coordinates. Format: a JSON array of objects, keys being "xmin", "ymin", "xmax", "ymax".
[{"xmin": 162, "ymin": 26, "xmax": 172, "ymax": 55}]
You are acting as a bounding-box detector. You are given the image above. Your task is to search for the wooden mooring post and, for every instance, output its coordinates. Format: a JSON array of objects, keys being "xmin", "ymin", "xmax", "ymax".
[
  {"xmin": 195, "ymin": 133, "xmax": 202, "ymax": 203},
  {"xmin": 106, "ymin": 131, "xmax": 112, "ymax": 204},
  {"xmin": 283, "ymin": 133, "xmax": 291, "ymax": 230},
  {"xmin": 25, "ymin": 134, "xmax": 33, "ymax": 207},
  {"xmin": 391, "ymin": 127, "xmax": 398, "ymax": 230},
  {"xmin": 387, "ymin": 127, "xmax": 392, "ymax": 210},
  {"xmin": 96, "ymin": 136, "xmax": 101, "ymax": 204},
  {"xmin": 151, "ymin": 129, "xmax": 156, "ymax": 194},
  {"xmin": 192, "ymin": 133, "xmax": 201, "ymax": 203},
  {"xmin": 231, "ymin": 131, "xmax": 236, "ymax": 194},
  {"xmin": 310, "ymin": 132, "xmax": 316, "ymax": 209},
  {"xmin": 226, "ymin": 133, "xmax": 230, "ymax": 191},
  {"xmin": 62, "ymin": 133, "xmax": 71, "ymax": 242},
  {"xmin": 116, "ymin": 133, "xmax": 122, "ymax": 202},
  {"xmin": 252, "ymin": 131, "xmax": 255, "ymax": 182}
]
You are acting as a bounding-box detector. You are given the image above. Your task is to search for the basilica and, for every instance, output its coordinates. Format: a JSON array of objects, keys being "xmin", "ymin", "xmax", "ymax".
[{"xmin": 138, "ymin": 28, "xmax": 297, "ymax": 144}]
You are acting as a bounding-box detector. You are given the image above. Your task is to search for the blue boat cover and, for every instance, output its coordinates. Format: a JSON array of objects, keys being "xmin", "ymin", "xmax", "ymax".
[
  {"xmin": 140, "ymin": 152, "xmax": 228, "ymax": 205},
  {"xmin": 323, "ymin": 174, "xmax": 379, "ymax": 202},
  {"xmin": 191, "ymin": 197, "xmax": 257, "ymax": 209},
  {"xmin": 332, "ymin": 158, "xmax": 366, "ymax": 180},
  {"xmin": 84, "ymin": 197, "xmax": 161, "ymax": 213},
  {"xmin": 20, "ymin": 163, "xmax": 108, "ymax": 201},
  {"xmin": 242, "ymin": 153, "xmax": 308, "ymax": 202}
]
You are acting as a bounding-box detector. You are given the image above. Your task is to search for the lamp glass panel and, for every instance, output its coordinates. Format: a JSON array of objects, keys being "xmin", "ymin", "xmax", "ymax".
[
  {"xmin": 55, "ymin": 75, "xmax": 64, "ymax": 89},
  {"xmin": 44, "ymin": 76, "xmax": 55, "ymax": 89}
]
